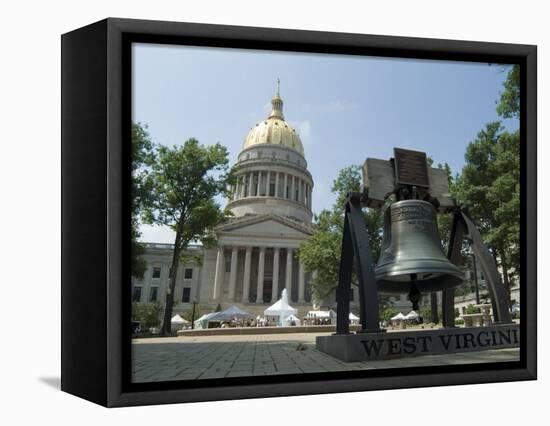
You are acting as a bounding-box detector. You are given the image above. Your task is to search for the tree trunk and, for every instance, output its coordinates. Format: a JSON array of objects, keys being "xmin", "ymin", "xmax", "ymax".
[
  {"xmin": 430, "ymin": 292, "xmax": 439, "ymax": 324},
  {"xmin": 160, "ymin": 241, "xmax": 182, "ymax": 336},
  {"xmin": 498, "ymin": 248, "xmax": 512, "ymax": 309}
]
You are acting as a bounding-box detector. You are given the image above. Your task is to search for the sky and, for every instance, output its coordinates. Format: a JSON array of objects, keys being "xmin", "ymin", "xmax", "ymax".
[{"xmin": 132, "ymin": 43, "xmax": 518, "ymax": 244}]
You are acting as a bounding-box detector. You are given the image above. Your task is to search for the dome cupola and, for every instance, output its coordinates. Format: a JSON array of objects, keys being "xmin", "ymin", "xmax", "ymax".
[{"xmin": 242, "ymin": 80, "xmax": 305, "ymax": 156}]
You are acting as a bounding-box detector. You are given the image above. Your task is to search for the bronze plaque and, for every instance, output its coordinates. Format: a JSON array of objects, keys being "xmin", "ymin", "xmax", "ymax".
[{"xmin": 393, "ymin": 148, "xmax": 430, "ymax": 187}]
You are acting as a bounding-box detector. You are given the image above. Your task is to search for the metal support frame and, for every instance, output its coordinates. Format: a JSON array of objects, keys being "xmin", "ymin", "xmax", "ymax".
[
  {"xmin": 442, "ymin": 207, "xmax": 513, "ymax": 327},
  {"xmin": 335, "ymin": 193, "xmax": 383, "ymax": 334},
  {"xmin": 460, "ymin": 212, "xmax": 512, "ymax": 324}
]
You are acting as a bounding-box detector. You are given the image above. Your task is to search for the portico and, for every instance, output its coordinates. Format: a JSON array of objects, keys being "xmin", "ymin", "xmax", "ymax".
[{"xmin": 213, "ymin": 215, "xmax": 312, "ymax": 305}]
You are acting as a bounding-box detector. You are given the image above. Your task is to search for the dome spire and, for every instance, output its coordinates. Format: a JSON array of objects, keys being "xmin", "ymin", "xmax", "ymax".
[{"xmin": 269, "ymin": 78, "xmax": 284, "ymax": 119}]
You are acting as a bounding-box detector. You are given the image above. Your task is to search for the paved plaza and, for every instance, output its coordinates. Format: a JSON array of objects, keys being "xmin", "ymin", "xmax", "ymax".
[{"xmin": 131, "ymin": 332, "xmax": 519, "ymax": 383}]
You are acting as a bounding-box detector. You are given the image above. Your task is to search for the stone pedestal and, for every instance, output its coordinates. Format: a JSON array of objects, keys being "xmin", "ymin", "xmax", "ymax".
[{"xmin": 316, "ymin": 324, "xmax": 519, "ymax": 362}]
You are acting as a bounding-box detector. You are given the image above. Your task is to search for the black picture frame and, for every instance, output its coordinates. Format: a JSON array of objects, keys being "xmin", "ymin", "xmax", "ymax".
[{"xmin": 61, "ymin": 17, "xmax": 537, "ymax": 407}]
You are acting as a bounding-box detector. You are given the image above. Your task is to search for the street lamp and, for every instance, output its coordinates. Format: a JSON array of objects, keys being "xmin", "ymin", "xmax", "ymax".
[{"xmin": 191, "ymin": 297, "xmax": 197, "ymax": 329}]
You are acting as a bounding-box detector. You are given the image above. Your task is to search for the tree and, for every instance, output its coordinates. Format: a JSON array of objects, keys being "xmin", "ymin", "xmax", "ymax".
[
  {"xmin": 132, "ymin": 301, "xmax": 162, "ymax": 330},
  {"xmin": 298, "ymin": 165, "xmax": 384, "ymax": 301},
  {"xmin": 453, "ymin": 123, "xmax": 520, "ymax": 299},
  {"xmin": 496, "ymin": 65, "xmax": 520, "ymax": 119},
  {"xmin": 131, "ymin": 123, "xmax": 155, "ymax": 279},
  {"xmin": 144, "ymin": 139, "xmax": 232, "ymax": 335}
]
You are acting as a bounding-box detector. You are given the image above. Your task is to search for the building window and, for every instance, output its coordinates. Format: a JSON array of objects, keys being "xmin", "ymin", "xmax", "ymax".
[
  {"xmin": 258, "ymin": 151, "xmax": 263, "ymax": 158},
  {"xmin": 272, "ymin": 151, "xmax": 276, "ymax": 158},
  {"xmin": 152, "ymin": 267, "xmax": 161, "ymax": 279},
  {"xmin": 184, "ymin": 268, "xmax": 193, "ymax": 279},
  {"xmin": 182, "ymin": 287, "xmax": 191, "ymax": 303},
  {"xmin": 269, "ymin": 183, "xmax": 275, "ymax": 196},
  {"xmin": 149, "ymin": 287, "xmax": 159, "ymax": 302},
  {"xmin": 132, "ymin": 286, "xmax": 142, "ymax": 302}
]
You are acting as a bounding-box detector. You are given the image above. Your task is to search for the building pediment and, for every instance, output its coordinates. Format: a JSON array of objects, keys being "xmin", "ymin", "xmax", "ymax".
[{"xmin": 216, "ymin": 214, "xmax": 313, "ymax": 243}]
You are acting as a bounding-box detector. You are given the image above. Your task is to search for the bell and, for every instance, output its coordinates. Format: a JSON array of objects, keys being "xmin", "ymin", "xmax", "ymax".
[{"xmin": 375, "ymin": 199, "xmax": 463, "ymax": 294}]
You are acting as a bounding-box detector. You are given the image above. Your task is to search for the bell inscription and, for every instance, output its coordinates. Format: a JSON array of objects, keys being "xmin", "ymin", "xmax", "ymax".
[{"xmin": 391, "ymin": 203, "xmax": 434, "ymax": 222}]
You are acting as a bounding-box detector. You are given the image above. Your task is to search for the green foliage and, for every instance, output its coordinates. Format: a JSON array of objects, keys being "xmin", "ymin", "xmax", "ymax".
[
  {"xmin": 144, "ymin": 139, "xmax": 233, "ymax": 334},
  {"xmin": 381, "ymin": 306, "xmax": 400, "ymax": 322},
  {"xmin": 465, "ymin": 304, "xmax": 480, "ymax": 314},
  {"xmin": 453, "ymin": 122, "xmax": 520, "ymax": 290},
  {"xmin": 132, "ymin": 302, "xmax": 162, "ymax": 329},
  {"xmin": 130, "ymin": 123, "xmax": 155, "ymax": 279},
  {"xmin": 298, "ymin": 165, "xmax": 383, "ymax": 300},
  {"xmin": 496, "ymin": 65, "xmax": 520, "ymax": 119},
  {"xmin": 419, "ymin": 306, "xmax": 432, "ymax": 321}
]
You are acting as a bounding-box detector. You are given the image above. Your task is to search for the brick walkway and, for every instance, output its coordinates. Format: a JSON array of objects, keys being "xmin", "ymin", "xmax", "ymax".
[{"xmin": 132, "ymin": 333, "xmax": 519, "ymax": 383}]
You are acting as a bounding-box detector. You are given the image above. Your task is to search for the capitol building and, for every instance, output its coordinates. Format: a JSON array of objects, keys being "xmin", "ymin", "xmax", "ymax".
[{"xmin": 132, "ymin": 85, "xmax": 330, "ymax": 318}]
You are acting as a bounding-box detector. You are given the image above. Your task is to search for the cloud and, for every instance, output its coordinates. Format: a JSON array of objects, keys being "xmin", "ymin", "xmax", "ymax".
[{"xmin": 289, "ymin": 120, "xmax": 312, "ymax": 147}]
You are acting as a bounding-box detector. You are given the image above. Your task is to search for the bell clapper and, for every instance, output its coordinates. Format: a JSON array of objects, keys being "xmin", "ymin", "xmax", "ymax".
[{"xmin": 408, "ymin": 274, "xmax": 422, "ymax": 311}]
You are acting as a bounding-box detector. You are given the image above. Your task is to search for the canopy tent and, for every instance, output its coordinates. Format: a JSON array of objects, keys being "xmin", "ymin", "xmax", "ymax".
[
  {"xmin": 208, "ymin": 305, "xmax": 253, "ymax": 322},
  {"xmin": 170, "ymin": 314, "xmax": 189, "ymax": 331},
  {"xmin": 193, "ymin": 312, "xmax": 217, "ymax": 329},
  {"xmin": 404, "ymin": 310, "xmax": 419, "ymax": 320},
  {"xmin": 171, "ymin": 314, "xmax": 189, "ymax": 324},
  {"xmin": 391, "ymin": 312, "xmax": 406, "ymax": 321},
  {"xmin": 349, "ymin": 312, "xmax": 359, "ymax": 320},
  {"xmin": 306, "ymin": 309, "xmax": 336, "ymax": 319},
  {"xmin": 286, "ymin": 314, "xmax": 301, "ymax": 326},
  {"xmin": 264, "ymin": 289, "xmax": 297, "ymax": 326}
]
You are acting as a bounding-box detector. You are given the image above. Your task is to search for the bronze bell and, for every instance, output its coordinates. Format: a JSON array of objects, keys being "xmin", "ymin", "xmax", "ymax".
[{"xmin": 375, "ymin": 199, "xmax": 463, "ymax": 294}]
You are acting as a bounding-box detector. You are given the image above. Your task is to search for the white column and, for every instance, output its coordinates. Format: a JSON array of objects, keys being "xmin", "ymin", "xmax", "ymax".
[
  {"xmin": 256, "ymin": 247, "xmax": 266, "ymax": 303},
  {"xmin": 240, "ymin": 176, "xmax": 245, "ymax": 198},
  {"xmin": 248, "ymin": 172, "xmax": 254, "ymax": 197},
  {"xmin": 213, "ymin": 246, "xmax": 225, "ymax": 300},
  {"xmin": 285, "ymin": 248, "xmax": 293, "ymax": 299},
  {"xmin": 271, "ymin": 247, "xmax": 280, "ymax": 302},
  {"xmin": 266, "ymin": 171, "xmax": 271, "ymax": 196},
  {"xmin": 275, "ymin": 172, "xmax": 279, "ymax": 197},
  {"xmin": 298, "ymin": 262, "xmax": 305, "ymax": 303},
  {"xmin": 284, "ymin": 173, "xmax": 288, "ymax": 199},
  {"xmin": 228, "ymin": 246, "xmax": 239, "ymax": 301},
  {"xmin": 257, "ymin": 172, "xmax": 261, "ymax": 196},
  {"xmin": 242, "ymin": 246, "xmax": 252, "ymax": 303},
  {"xmin": 291, "ymin": 176, "xmax": 296, "ymax": 201}
]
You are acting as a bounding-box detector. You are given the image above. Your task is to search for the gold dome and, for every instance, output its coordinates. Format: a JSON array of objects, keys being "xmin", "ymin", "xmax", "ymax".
[{"xmin": 242, "ymin": 83, "xmax": 305, "ymax": 156}]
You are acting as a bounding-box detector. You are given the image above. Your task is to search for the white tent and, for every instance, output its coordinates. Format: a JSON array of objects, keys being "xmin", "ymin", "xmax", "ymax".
[
  {"xmin": 264, "ymin": 289, "xmax": 297, "ymax": 326},
  {"xmin": 171, "ymin": 314, "xmax": 189, "ymax": 331},
  {"xmin": 404, "ymin": 310, "xmax": 419, "ymax": 320},
  {"xmin": 349, "ymin": 312, "xmax": 359, "ymax": 320},
  {"xmin": 286, "ymin": 314, "xmax": 301, "ymax": 326},
  {"xmin": 306, "ymin": 310, "xmax": 336, "ymax": 319},
  {"xmin": 208, "ymin": 305, "xmax": 252, "ymax": 322},
  {"xmin": 171, "ymin": 314, "xmax": 188, "ymax": 324},
  {"xmin": 194, "ymin": 312, "xmax": 217, "ymax": 329},
  {"xmin": 391, "ymin": 312, "xmax": 406, "ymax": 321}
]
